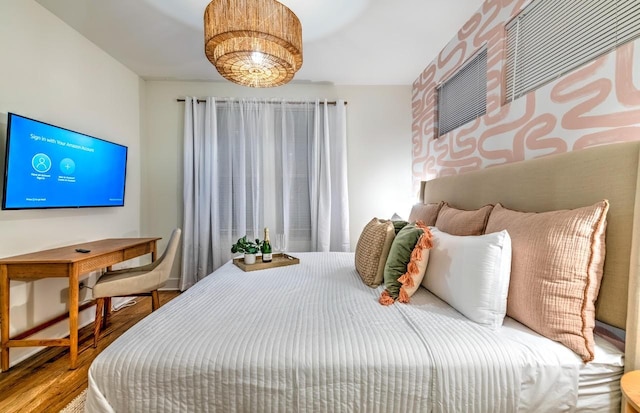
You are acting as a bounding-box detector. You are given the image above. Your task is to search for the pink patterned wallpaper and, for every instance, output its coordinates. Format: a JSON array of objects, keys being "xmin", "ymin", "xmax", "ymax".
[{"xmin": 411, "ymin": 0, "xmax": 640, "ymax": 193}]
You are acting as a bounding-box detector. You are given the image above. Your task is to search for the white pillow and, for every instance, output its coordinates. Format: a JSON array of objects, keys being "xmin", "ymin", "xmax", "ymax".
[{"xmin": 422, "ymin": 228, "xmax": 512, "ymax": 330}]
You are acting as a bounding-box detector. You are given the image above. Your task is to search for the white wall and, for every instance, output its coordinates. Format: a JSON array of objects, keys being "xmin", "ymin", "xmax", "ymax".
[
  {"xmin": 0, "ymin": 0, "xmax": 142, "ymax": 368},
  {"xmin": 143, "ymin": 81, "xmax": 413, "ymax": 286}
]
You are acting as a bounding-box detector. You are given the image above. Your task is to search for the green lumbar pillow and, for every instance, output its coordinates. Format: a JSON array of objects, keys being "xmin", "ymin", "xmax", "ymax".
[{"xmin": 379, "ymin": 223, "xmax": 424, "ymax": 303}]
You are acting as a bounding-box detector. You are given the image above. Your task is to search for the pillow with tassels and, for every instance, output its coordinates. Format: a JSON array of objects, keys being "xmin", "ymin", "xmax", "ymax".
[{"xmin": 379, "ymin": 221, "xmax": 433, "ymax": 305}]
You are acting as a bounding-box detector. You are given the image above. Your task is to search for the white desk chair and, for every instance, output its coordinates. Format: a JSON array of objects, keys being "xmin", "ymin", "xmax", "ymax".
[{"xmin": 93, "ymin": 228, "xmax": 182, "ymax": 347}]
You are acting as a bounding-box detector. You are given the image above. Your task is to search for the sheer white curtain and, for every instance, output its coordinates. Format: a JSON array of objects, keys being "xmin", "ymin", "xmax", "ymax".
[{"xmin": 181, "ymin": 98, "xmax": 349, "ymax": 290}]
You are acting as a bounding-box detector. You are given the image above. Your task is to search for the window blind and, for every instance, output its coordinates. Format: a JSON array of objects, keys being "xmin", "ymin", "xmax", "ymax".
[
  {"xmin": 437, "ymin": 48, "xmax": 487, "ymax": 137},
  {"xmin": 506, "ymin": 0, "xmax": 640, "ymax": 102},
  {"xmin": 274, "ymin": 106, "xmax": 313, "ymax": 248}
]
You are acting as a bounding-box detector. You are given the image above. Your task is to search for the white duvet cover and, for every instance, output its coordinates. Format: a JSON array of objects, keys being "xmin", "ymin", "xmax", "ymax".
[{"xmin": 86, "ymin": 252, "xmax": 617, "ymax": 412}]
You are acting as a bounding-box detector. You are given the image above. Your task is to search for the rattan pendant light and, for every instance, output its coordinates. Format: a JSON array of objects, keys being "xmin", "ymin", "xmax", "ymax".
[{"xmin": 204, "ymin": 0, "xmax": 303, "ymax": 88}]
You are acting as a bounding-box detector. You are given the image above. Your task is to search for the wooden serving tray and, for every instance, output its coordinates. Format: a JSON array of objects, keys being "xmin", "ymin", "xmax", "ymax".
[{"xmin": 233, "ymin": 253, "xmax": 300, "ymax": 272}]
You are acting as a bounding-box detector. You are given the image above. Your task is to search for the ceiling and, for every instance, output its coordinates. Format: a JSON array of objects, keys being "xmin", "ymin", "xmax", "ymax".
[{"xmin": 35, "ymin": 0, "xmax": 484, "ymax": 86}]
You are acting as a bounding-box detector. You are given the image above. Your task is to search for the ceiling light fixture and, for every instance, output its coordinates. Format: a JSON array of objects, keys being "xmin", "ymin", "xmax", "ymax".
[{"xmin": 204, "ymin": 0, "xmax": 303, "ymax": 88}]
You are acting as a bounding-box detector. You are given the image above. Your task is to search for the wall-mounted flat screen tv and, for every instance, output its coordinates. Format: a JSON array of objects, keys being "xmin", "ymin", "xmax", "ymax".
[{"xmin": 2, "ymin": 113, "xmax": 128, "ymax": 210}]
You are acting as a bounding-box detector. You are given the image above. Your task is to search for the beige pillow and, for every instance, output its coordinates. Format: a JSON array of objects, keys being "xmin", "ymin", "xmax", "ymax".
[
  {"xmin": 485, "ymin": 201, "xmax": 609, "ymax": 362},
  {"xmin": 408, "ymin": 202, "xmax": 443, "ymax": 226},
  {"xmin": 355, "ymin": 218, "xmax": 396, "ymax": 287},
  {"xmin": 435, "ymin": 203, "xmax": 494, "ymax": 235}
]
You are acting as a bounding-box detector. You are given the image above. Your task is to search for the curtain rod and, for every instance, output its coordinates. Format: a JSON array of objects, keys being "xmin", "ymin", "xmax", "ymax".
[{"xmin": 176, "ymin": 98, "xmax": 347, "ymax": 105}]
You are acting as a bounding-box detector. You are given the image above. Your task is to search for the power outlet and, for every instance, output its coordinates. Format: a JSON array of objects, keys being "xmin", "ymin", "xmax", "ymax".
[
  {"xmin": 78, "ymin": 281, "xmax": 88, "ymax": 301},
  {"xmin": 60, "ymin": 281, "xmax": 89, "ymax": 303}
]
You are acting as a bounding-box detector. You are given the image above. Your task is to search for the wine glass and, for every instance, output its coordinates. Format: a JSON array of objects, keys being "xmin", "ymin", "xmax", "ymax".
[{"xmin": 273, "ymin": 233, "xmax": 287, "ymax": 255}]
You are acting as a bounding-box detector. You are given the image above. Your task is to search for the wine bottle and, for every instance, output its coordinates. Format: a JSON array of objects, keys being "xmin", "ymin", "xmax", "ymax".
[{"xmin": 262, "ymin": 227, "xmax": 273, "ymax": 263}]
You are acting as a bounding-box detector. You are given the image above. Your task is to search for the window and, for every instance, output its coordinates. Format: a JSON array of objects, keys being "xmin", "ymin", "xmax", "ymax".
[
  {"xmin": 436, "ymin": 47, "xmax": 487, "ymax": 137},
  {"xmin": 506, "ymin": 0, "xmax": 640, "ymax": 102},
  {"xmin": 182, "ymin": 98, "xmax": 350, "ymax": 281},
  {"xmin": 207, "ymin": 100, "xmax": 345, "ymax": 253},
  {"xmin": 274, "ymin": 105, "xmax": 313, "ymax": 250},
  {"xmin": 215, "ymin": 102, "xmax": 265, "ymax": 238}
]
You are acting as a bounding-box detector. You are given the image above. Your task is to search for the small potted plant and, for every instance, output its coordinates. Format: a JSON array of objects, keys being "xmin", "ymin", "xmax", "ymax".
[{"xmin": 231, "ymin": 236, "xmax": 262, "ymax": 265}]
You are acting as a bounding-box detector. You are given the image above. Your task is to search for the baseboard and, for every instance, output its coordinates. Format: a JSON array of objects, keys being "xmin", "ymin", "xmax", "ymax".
[
  {"xmin": 160, "ymin": 277, "xmax": 180, "ymax": 290},
  {"xmin": 1, "ymin": 287, "xmax": 181, "ymax": 371},
  {"xmin": 2, "ymin": 297, "xmax": 135, "ymax": 370},
  {"xmin": 4, "ymin": 303, "xmax": 97, "ymax": 370}
]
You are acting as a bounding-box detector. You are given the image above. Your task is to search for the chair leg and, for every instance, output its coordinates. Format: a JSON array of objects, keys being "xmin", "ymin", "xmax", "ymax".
[
  {"xmin": 103, "ymin": 297, "xmax": 112, "ymax": 329},
  {"xmin": 151, "ymin": 290, "xmax": 160, "ymax": 312},
  {"xmin": 94, "ymin": 298, "xmax": 104, "ymax": 348}
]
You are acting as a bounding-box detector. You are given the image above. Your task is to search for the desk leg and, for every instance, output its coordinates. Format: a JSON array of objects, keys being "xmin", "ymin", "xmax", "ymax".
[
  {"xmin": 103, "ymin": 266, "xmax": 112, "ymax": 328},
  {"xmin": 1, "ymin": 265, "xmax": 9, "ymax": 371},
  {"xmin": 151, "ymin": 242, "xmax": 157, "ymax": 262},
  {"xmin": 68, "ymin": 265, "xmax": 79, "ymax": 370}
]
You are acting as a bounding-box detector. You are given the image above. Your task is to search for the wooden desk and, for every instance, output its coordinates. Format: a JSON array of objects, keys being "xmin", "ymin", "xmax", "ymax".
[{"xmin": 0, "ymin": 237, "xmax": 160, "ymax": 371}]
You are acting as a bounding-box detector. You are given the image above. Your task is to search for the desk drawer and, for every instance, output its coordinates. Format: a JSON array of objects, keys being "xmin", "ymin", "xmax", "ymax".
[
  {"xmin": 79, "ymin": 251, "xmax": 124, "ymax": 273},
  {"xmin": 6, "ymin": 263, "xmax": 70, "ymax": 279},
  {"xmin": 123, "ymin": 243, "xmax": 153, "ymax": 261}
]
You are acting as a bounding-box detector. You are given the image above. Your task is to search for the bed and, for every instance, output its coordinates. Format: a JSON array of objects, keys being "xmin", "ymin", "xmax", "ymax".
[{"xmin": 86, "ymin": 141, "xmax": 640, "ymax": 412}]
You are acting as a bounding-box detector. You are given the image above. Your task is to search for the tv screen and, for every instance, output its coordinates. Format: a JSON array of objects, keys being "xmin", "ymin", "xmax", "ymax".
[{"xmin": 2, "ymin": 113, "xmax": 128, "ymax": 210}]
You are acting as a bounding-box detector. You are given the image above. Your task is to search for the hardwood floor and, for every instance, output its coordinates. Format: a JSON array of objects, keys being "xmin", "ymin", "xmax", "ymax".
[{"xmin": 0, "ymin": 291, "xmax": 180, "ymax": 413}]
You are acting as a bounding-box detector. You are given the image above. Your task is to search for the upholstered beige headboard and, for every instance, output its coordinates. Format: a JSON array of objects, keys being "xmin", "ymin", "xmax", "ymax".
[{"xmin": 420, "ymin": 141, "xmax": 640, "ymax": 371}]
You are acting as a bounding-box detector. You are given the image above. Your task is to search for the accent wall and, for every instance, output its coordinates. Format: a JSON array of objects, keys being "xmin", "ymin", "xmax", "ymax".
[{"xmin": 412, "ymin": 0, "xmax": 640, "ymax": 191}]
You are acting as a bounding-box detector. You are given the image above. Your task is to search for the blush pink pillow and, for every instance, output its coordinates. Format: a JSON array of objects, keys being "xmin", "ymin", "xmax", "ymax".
[
  {"xmin": 485, "ymin": 201, "xmax": 609, "ymax": 362},
  {"xmin": 435, "ymin": 203, "xmax": 494, "ymax": 236},
  {"xmin": 408, "ymin": 202, "xmax": 443, "ymax": 226}
]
